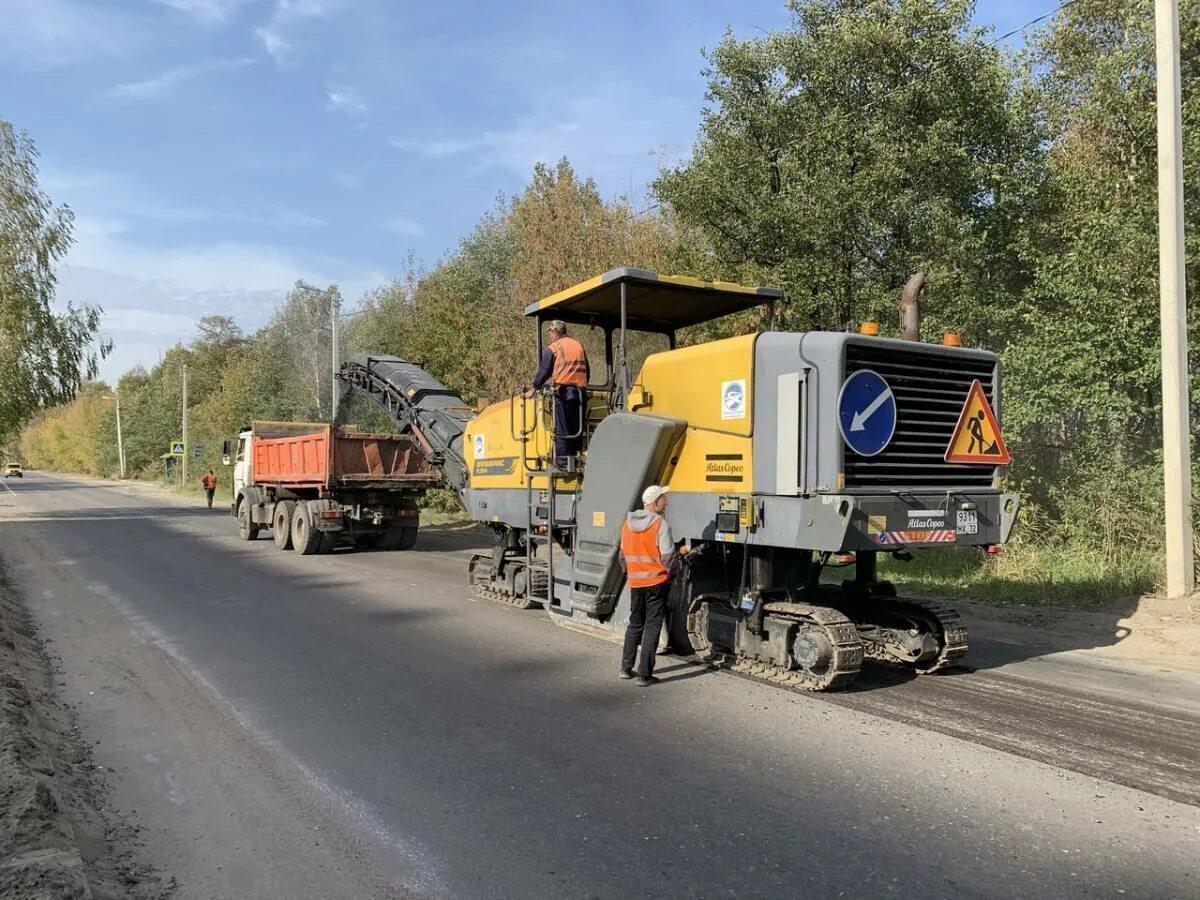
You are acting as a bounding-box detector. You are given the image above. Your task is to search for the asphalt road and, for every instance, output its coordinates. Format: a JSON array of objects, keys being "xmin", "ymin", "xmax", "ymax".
[{"xmin": 2, "ymin": 472, "xmax": 1199, "ymax": 899}]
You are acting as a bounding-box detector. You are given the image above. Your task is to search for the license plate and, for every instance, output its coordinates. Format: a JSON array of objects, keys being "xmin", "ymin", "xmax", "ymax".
[{"xmin": 956, "ymin": 510, "xmax": 978, "ymax": 535}]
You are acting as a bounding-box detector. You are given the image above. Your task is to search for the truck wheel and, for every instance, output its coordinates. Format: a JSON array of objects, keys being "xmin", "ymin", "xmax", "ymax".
[
  {"xmin": 237, "ymin": 503, "xmax": 259, "ymax": 541},
  {"xmin": 291, "ymin": 503, "xmax": 322, "ymax": 555},
  {"xmin": 379, "ymin": 525, "xmax": 418, "ymax": 551},
  {"xmin": 273, "ymin": 502, "xmax": 295, "ymax": 551}
]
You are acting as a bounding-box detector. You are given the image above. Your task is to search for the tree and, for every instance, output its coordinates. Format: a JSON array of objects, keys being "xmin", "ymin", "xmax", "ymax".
[
  {"xmin": 0, "ymin": 120, "xmax": 108, "ymax": 439},
  {"xmin": 266, "ymin": 281, "xmax": 340, "ymax": 420},
  {"xmin": 1002, "ymin": 0, "xmax": 1200, "ymax": 544},
  {"xmin": 196, "ymin": 315, "xmax": 244, "ymax": 345},
  {"xmin": 653, "ymin": 0, "xmax": 1042, "ymax": 342}
]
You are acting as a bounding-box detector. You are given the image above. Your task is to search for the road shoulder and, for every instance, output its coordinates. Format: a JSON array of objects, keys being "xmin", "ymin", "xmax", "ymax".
[{"xmin": 0, "ymin": 561, "xmax": 167, "ymax": 900}]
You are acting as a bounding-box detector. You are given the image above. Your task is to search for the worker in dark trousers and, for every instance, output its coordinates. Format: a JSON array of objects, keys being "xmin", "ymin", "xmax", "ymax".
[
  {"xmin": 526, "ymin": 320, "xmax": 589, "ymax": 470},
  {"xmin": 619, "ymin": 485, "xmax": 678, "ymax": 686},
  {"xmin": 658, "ymin": 576, "xmax": 694, "ymax": 657},
  {"xmin": 201, "ymin": 470, "xmax": 217, "ymax": 509}
]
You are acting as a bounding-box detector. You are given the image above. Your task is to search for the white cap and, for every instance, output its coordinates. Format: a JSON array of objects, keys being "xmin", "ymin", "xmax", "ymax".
[{"xmin": 642, "ymin": 485, "xmax": 670, "ymax": 505}]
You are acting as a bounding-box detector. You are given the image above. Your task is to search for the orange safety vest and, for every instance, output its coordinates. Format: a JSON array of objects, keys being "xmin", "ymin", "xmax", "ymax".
[
  {"xmin": 549, "ymin": 336, "xmax": 588, "ymax": 387},
  {"xmin": 202, "ymin": 474, "xmax": 217, "ymax": 489},
  {"xmin": 621, "ymin": 515, "xmax": 670, "ymax": 589}
]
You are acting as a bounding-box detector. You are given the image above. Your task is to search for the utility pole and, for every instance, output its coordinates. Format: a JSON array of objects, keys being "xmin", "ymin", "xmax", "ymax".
[
  {"xmin": 115, "ymin": 393, "xmax": 126, "ymax": 479},
  {"xmin": 181, "ymin": 364, "xmax": 189, "ymax": 487},
  {"xmin": 1156, "ymin": 0, "xmax": 1195, "ymax": 597},
  {"xmin": 331, "ymin": 293, "xmax": 341, "ymax": 423}
]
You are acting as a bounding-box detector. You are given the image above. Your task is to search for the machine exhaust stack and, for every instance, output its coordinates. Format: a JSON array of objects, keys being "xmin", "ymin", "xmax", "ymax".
[{"xmin": 900, "ymin": 271, "xmax": 925, "ymax": 342}]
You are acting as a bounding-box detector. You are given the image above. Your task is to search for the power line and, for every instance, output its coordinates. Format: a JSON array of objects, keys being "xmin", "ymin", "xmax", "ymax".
[{"xmin": 628, "ymin": 0, "xmax": 1078, "ymax": 223}]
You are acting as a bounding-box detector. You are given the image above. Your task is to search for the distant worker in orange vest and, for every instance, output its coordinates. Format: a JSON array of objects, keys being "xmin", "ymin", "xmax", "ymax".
[
  {"xmin": 526, "ymin": 320, "xmax": 589, "ymax": 470},
  {"xmin": 618, "ymin": 485, "xmax": 678, "ymax": 686},
  {"xmin": 201, "ymin": 470, "xmax": 217, "ymax": 509}
]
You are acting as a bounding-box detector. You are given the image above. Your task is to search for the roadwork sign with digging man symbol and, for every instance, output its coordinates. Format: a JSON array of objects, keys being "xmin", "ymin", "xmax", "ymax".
[{"xmin": 945, "ymin": 379, "xmax": 1010, "ymax": 465}]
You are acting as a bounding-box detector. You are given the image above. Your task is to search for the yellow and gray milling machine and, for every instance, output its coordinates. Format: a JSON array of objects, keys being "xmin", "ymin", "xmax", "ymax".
[{"xmin": 338, "ymin": 267, "xmax": 1019, "ymax": 691}]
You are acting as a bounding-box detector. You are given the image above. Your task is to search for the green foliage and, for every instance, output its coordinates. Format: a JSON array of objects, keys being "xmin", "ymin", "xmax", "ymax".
[
  {"xmin": 0, "ymin": 121, "xmax": 107, "ymax": 441},
  {"xmin": 654, "ymin": 0, "xmax": 1043, "ymax": 342},
  {"xmin": 1000, "ymin": 0, "xmax": 1200, "ymax": 547},
  {"xmin": 19, "ymin": 280, "xmax": 344, "ymax": 482}
]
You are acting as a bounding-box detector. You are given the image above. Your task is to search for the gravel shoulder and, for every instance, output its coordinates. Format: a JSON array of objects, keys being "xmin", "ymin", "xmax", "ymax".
[{"xmin": 0, "ymin": 561, "xmax": 168, "ymax": 900}]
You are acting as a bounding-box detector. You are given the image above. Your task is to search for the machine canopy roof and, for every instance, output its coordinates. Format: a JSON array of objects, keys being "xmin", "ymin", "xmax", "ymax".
[{"xmin": 523, "ymin": 267, "xmax": 782, "ymax": 332}]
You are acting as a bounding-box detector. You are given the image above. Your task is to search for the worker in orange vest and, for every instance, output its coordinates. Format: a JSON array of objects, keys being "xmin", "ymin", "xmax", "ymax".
[
  {"xmin": 526, "ymin": 320, "xmax": 589, "ymax": 470},
  {"xmin": 201, "ymin": 470, "xmax": 217, "ymax": 509},
  {"xmin": 618, "ymin": 485, "xmax": 678, "ymax": 686}
]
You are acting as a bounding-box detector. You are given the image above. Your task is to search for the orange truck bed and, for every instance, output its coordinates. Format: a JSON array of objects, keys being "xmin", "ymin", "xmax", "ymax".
[{"xmin": 251, "ymin": 423, "xmax": 439, "ymax": 490}]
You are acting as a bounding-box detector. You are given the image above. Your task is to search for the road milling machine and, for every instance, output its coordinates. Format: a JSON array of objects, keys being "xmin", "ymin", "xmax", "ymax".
[{"xmin": 338, "ymin": 268, "xmax": 1019, "ymax": 691}]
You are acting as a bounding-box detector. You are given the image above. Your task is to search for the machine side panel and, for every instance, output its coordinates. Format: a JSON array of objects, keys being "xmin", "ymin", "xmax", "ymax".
[
  {"xmin": 635, "ymin": 334, "xmax": 756, "ymax": 438},
  {"xmin": 750, "ymin": 332, "xmax": 847, "ymax": 496},
  {"xmin": 463, "ymin": 400, "xmax": 541, "ymax": 490},
  {"xmin": 566, "ymin": 413, "xmax": 685, "ymax": 617}
]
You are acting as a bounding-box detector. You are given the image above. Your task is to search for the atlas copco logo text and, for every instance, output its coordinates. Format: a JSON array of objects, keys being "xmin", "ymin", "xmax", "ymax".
[
  {"xmin": 907, "ymin": 517, "xmax": 946, "ymax": 529},
  {"xmin": 705, "ymin": 462, "xmax": 743, "ymax": 474}
]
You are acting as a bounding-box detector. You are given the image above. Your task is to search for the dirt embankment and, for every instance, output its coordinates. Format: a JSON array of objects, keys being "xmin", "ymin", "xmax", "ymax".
[{"xmin": 0, "ymin": 564, "xmax": 168, "ymax": 900}]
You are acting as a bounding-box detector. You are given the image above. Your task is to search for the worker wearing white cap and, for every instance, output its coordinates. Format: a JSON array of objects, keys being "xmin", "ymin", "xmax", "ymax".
[{"xmin": 618, "ymin": 485, "xmax": 678, "ymax": 686}]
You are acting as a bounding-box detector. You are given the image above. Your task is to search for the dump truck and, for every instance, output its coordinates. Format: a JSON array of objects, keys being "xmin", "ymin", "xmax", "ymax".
[
  {"xmin": 227, "ymin": 421, "xmax": 440, "ymax": 553},
  {"xmin": 336, "ymin": 267, "xmax": 1020, "ymax": 691}
]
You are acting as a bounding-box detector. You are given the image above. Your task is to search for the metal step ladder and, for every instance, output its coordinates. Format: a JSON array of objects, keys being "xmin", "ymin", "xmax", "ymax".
[{"xmin": 524, "ymin": 469, "xmax": 580, "ymax": 608}]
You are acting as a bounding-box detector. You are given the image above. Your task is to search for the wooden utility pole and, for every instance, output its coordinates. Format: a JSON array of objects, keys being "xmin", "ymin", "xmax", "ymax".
[
  {"xmin": 1155, "ymin": 0, "xmax": 1194, "ymax": 597},
  {"xmin": 181, "ymin": 364, "xmax": 189, "ymax": 487},
  {"xmin": 331, "ymin": 294, "xmax": 340, "ymax": 423}
]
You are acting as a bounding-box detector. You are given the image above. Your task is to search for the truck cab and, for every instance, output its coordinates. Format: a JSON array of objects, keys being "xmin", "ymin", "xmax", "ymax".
[{"xmin": 229, "ymin": 429, "xmax": 253, "ymax": 511}]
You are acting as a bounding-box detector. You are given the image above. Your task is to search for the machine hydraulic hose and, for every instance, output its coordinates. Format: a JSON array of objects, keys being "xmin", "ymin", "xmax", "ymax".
[{"xmin": 337, "ymin": 354, "xmax": 475, "ymax": 498}]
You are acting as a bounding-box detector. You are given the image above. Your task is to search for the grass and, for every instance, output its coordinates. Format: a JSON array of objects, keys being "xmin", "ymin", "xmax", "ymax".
[{"xmin": 877, "ymin": 540, "xmax": 1160, "ymax": 607}]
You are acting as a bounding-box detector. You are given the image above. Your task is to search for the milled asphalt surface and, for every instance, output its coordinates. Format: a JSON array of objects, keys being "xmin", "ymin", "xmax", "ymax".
[{"xmin": 2, "ymin": 472, "xmax": 1199, "ymax": 899}]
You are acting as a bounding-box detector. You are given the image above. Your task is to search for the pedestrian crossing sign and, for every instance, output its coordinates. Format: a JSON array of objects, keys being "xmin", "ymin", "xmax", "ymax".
[
  {"xmin": 170, "ymin": 441, "xmax": 185, "ymax": 455},
  {"xmin": 945, "ymin": 380, "xmax": 1010, "ymax": 465}
]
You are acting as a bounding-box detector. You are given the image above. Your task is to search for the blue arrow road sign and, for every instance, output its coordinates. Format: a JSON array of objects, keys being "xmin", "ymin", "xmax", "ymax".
[{"xmin": 838, "ymin": 369, "xmax": 897, "ymax": 457}]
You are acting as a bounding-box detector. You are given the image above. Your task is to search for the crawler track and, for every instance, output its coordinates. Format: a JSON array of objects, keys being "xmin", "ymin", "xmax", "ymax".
[
  {"xmin": 692, "ymin": 602, "xmax": 865, "ymax": 692},
  {"xmin": 467, "ymin": 553, "xmax": 544, "ymax": 610},
  {"xmin": 858, "ymin": 598, "xmax": 968, "ymax": 674}
]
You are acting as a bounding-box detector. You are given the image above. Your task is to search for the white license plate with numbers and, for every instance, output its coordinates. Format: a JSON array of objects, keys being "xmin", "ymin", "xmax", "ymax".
[{"xmin": 956, "ymin": 510, "xmax": 978, "ymax": 535}]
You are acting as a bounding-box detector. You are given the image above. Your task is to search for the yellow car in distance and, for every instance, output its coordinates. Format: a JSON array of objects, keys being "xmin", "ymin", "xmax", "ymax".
[{"xmin": 5, "ymin": 462, "xmax": 23, "ymax": 478}]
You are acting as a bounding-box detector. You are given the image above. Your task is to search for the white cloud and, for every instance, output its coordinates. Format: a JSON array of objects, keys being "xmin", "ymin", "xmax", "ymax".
[
  {"xmin": 0, "ymin": 0, "xmax": 137, "ymax": 68},
  {"xmin": 109, "ymin": 57, "xmax": 254, "ymax": 99},
  {"xmin": 59, "ymin": 222, "xmax": 385, "ymax": 381},
  {"xmin": 383, "ymin": 217, "xmax": 425, "ymax": 237},
  {"xmin": 151, "ymin": 0, "xmax": 256, "ymax": 25},
  {"xmin": 326, "ymin": 84, "xmax": 366, "ymax": 116},
  {"xmin": 43, "ymin": 167, "xmax": 324, "ymax": 230},
  {"xmin": 66, "ymin": 215, "xmax": 364, "ymax": 295},
  {"xmin": 256, "ymin": 0, "xmax": 343, "ymax": 62},
  {"xmin": 36, "ymin": 164, "xmax": 360, "ymax": 380},
  {"xmin": 255, "ymin": 26, "xmax": 289, "ymax": 60},
  {"xmin": 392, "ymin": 120, "xmax": 586, "ymax": 176},
  {"xmin": 391, "ymin": 77, "xmax": 686, "ymax": 186}
]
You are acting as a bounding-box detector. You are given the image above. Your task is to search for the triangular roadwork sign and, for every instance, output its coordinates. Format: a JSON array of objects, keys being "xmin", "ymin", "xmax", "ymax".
[{"xmin": 945, "ymin": 379, "xmax": 1010, "ymax": 465}]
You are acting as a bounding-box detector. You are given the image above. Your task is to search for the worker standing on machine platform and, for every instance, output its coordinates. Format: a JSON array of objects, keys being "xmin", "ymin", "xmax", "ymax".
[
  {"xmin": 619, "ymin": 485, "xmax": 678, "ymax": 686},
  {"xmin": 526, "ymin": 320, "xmax": 589, "ymax": 470}
]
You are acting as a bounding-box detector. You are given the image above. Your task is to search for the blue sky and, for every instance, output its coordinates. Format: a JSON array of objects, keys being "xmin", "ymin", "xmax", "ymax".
[{"xmin": 0, "ymin": 0, "xmax": 1049, "ymax": 381}]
